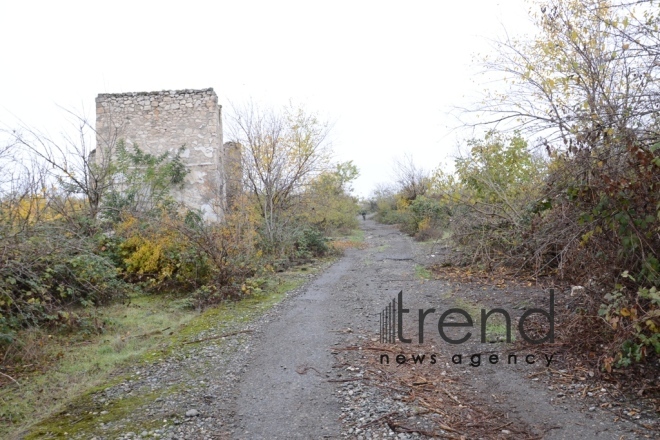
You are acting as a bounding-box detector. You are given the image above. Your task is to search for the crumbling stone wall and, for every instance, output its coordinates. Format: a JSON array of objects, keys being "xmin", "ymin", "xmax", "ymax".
[{"xmin": 95, "ymin": 88, "xmax": 225, "ymax": 221}]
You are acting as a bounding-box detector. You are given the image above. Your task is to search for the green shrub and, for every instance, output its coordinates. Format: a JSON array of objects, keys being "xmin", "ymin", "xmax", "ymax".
[
  {"xmin": 294, "ymin": 227, "xmax": 329, "ymax": 259},
  {"xmin": 0, "ymin": 223, "xmax": 131, "ymax": 334}
]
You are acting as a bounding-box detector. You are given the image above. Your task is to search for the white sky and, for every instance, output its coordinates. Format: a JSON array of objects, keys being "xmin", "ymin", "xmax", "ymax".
[{"xmin": 0, "ymin": 0, "xmax": 534, "ymax": 198}]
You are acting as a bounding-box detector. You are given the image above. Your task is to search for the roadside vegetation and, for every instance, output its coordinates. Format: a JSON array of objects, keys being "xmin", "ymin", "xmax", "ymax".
[
  {"xmin": 0, "ymin": 102, "xmax": 360, "ymax": 433},
  {"xmin": 370, "ymin": 0, "xmax": 659, "ymax": 372}
]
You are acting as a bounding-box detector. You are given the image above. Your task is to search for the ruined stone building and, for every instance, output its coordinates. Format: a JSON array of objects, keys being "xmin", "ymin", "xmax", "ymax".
[{"xmin": 95, "ymin": 88, "xmax": 240, "ymax": 222}]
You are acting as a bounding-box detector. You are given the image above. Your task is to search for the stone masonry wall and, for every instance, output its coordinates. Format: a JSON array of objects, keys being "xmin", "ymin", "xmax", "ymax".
[{"xmin": 95, "ymin": 88, "xmax": 224, "ymax": 222}]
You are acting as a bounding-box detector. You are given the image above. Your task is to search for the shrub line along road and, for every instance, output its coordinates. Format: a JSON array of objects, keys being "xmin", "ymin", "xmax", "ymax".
[{"xmin": 28, "ymin": 219, "xmax": 649, "ymax": 439}]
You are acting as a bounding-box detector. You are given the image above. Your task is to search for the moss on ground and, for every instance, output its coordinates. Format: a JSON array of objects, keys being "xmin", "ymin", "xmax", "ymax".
[
  {"xmin": 24, "ymin": 388, "xmax": 164, "ymax": 439},
  {"xmin": 4, "ymin": 260, "xmax": 331, "ymax": 439}
]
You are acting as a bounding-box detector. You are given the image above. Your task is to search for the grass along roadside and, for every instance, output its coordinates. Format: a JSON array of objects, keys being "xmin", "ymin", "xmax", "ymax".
[
  {"xmin": 446, "ymin": 297, "xmax": 515, "ymax": 344},
  {"xmin": 0, "ymin": 294, "xmax": 193, "ymax": 438},
  {"xmin": 414, "ymin": 264, "xmax": 433, "ymax": 280},
  {"xmin": 348, "ymin": 228, "xmax": 364, "ymax": 243},
  {"xmin": 327, "ymin": 227, "xmax": 367, "ymax": 253},
  {"xmin": 0, "ymin": 258, "xmax": 334, "ymax": 439}
]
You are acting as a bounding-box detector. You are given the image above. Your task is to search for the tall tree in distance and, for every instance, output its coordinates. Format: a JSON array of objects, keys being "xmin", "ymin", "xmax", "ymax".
[
  {"xmin": 392, "ymin": 154, "xmax": 430, "ymax": 202},
  {"xmin": 300, "ymin": 161, "xmax": 360, "ymax": 233}
]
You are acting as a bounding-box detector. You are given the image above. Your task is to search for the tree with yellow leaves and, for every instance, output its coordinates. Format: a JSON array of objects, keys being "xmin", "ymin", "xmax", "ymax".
[{"xmin": 228, "ymin": 102, "xmax": 333, "ymax": 252}]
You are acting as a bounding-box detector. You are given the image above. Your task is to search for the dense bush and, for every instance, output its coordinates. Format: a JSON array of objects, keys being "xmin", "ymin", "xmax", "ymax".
[
  {"xmin": 101, "ymin": 140, "xmax": 188, "ymax": 222},
  {"xmin": 434, "ymin": 133, "xmax": 548, "ymax": 266},
  {"xmin": 0, "ymin": 210, "xmax": 131, "ymax": 342},
  {"xmin": 300, "ymin": 164, "xmax": 360, "ymax": 234},
  {"xmin": 113, "ymin": 211, "xmax": 213, "ymax": 291},
  {"xmin": 372, "ymin": 0, "xmax": 660, "ymax": 368},
  {"xmin": 472, "ymin": 0, "xmax": 660, "ymax": 367},
  {"xmin": 372, "ymin": 131, "xmax": 658, "ymax": 367},
  {"xmin": 547, "ymin": 141, "xmax": 660, "ymax": 368},
  {"xmin": 0, "ymin": 141, "xmax": 244, "ymax": 346},
  {"xmin": 294, "ymin": 227, "xmax": 329, "ymax": 259}
]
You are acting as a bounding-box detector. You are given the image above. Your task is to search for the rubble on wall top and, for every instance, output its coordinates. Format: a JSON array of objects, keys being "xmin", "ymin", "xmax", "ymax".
[{"xmin": 97, "ymin": 88, "xmax": 215, "ymax": 100}]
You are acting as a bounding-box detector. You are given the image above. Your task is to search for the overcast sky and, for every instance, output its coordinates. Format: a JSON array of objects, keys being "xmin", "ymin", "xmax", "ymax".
[{"xmin": 0, "ymin": 0, "xmax": 534, "ymax": 197}]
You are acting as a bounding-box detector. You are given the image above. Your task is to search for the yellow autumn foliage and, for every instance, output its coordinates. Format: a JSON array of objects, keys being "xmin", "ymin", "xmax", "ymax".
[
  {"xmin": 0, "ymin": 195, "xmax": 65, "ymax": 228},
  {"xmin": 117, "ymin": 213, "xmax": 194, "ymax": 286}
]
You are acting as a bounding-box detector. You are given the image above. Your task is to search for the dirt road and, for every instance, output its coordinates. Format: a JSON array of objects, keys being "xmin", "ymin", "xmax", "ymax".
[
  {"xmin": 230, "ymin": 218, "xmax": 419, "ymax": 439},
  {"xmin": 230, "ymin": 219, "xmax": 652, "ymax": 439}
]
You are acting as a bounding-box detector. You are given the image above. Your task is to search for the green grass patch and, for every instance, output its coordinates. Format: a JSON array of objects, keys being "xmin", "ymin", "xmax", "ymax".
[
  {"xmin": 0, "ymin": 295, "xmax": 195, "ymax": 438},
  {"xmin": 24, "ymin": 388, "xmax": 165, "ymax": 440},
  {"xmin": 450, "ymin": 298, "xmax": 514, "ymax": 344},
  {"xmin": 329, "ymin": 228, "xmax": 367, "ymax": 252},
  {"xmin": 452, "ymin": 298, "xmax": 480, "ymax": 316},
  {"xmin": 2, "ymin": 262, "xmax": 326, "ymax": 440},
  {"xmin": 414, "ymin": 265, "xmax": 433, "ymax": 280},
  {"xmin": 482, "ymin": 321, "xmax": 512, "ymax": 343},
  {"xmin": 348, "ymin": 228, "xmax": 364, "ymax": 243}
]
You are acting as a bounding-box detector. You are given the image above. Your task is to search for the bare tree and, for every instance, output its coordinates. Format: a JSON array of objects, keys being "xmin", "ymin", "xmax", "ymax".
[
  {"xmin": 392, "ymin": 154, "xmax": 430, "ymax": 201},
  {"xmin": 227, "ymin": 101, "xmax": 332, "ymax": 245},
  {"xmin": 465, "ymin": 0, "xmax": 659, "ymax": 153},
  {"xmin": 3, "ymin": 111, "xmax": 119, "ymax": 221}
]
